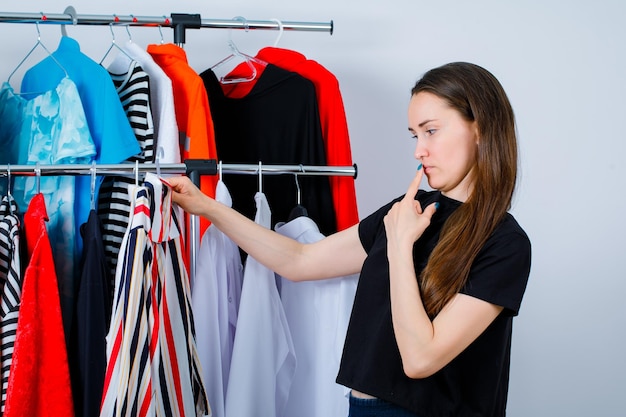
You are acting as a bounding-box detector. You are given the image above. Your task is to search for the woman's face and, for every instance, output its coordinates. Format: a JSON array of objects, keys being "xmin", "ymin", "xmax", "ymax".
[{"xmin": 408, "ymin": 91, "xmax": 479, "ymax": 202}]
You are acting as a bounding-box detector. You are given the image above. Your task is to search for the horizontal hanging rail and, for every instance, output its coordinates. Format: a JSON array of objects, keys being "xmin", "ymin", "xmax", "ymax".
[
  {"xmin": 0, "ymin": 161, "xmax": 357, "ymax": 178},
  {"xmin": 0, "ymin": 11, "xmax": 333, "ymax": 33}
]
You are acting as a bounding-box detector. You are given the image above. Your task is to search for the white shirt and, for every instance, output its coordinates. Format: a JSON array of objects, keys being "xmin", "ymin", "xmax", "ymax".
[
  {"xmin": 122, "ymin": 41, "xmax": 181, "ymax": 164},
  {"xmin": 193, "ymin": 181, "xmax": 243, "ymax": 417},
  {"xmin": 225, "ymin": 193, "xmax": 296, "ymax": 417},
  {"xmin": 275, "ymin": 216, "xmax": 358, "ymax": 417}
]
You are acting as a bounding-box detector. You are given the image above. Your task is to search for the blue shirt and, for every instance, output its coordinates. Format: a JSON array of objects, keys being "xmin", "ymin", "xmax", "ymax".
[{"xmin": 20, "ymin": 36, "xmax": 140, "ymax": 256}]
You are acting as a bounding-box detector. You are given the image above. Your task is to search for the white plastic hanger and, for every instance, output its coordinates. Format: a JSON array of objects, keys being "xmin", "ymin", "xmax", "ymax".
[
  {"xmin": 210, "ymin": 16, "xmax": 265, "ymax": 84},
  {"xmin": 270, "ymin": 18, "xmax": 284, "ymax": 47}
]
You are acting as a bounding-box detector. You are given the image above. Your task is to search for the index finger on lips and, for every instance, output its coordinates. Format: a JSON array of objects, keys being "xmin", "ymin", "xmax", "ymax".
[{"xmin": 403, "ymin": 163, "xmax": 424, "ymax": 202}]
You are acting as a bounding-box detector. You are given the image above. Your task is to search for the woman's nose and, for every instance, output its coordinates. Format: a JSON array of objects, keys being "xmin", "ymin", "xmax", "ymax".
[{"xmin": 414, "ymin": 141, "xmax": 426, "ymax": 160}]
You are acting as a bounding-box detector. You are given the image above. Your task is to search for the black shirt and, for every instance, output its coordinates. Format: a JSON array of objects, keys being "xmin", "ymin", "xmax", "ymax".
[
  {"xmin": 200, "ymin": 64, "xmax": 337, "ymax": 236},
  {"xmin": 336, "ymin": 190, "xmax": 531, "ymax": 416}
]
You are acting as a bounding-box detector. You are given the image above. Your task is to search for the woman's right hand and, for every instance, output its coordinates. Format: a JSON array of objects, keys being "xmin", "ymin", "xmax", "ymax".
[{"xmin": 165, "ymin": 175, "xmax": 212, "ymax": 217}]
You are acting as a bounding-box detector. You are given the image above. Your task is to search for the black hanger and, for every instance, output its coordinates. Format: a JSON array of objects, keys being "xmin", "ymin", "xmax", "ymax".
[{"xmin": 288, "ymin": 171, "xmax": 308, "ymax": 221}]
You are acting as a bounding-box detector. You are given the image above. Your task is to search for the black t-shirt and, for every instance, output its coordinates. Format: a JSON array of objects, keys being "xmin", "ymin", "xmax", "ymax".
[{"xmin": 336, "ymin": 190, "xmax": 531, "ymax": 417}]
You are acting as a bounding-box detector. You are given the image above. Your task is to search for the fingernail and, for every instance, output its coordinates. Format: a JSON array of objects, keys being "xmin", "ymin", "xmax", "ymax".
[{"xmin": 417, "ymin": 163, "xmax": 423, "ymax": 171}]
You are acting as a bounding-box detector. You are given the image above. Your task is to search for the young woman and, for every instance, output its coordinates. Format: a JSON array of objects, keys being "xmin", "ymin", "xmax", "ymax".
[{"xmin": 167, "ymin": 62, "xmax": 531, "ymax": 417}]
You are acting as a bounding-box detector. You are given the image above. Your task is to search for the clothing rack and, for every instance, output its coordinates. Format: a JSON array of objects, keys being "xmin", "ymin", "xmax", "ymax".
[
  {"xmin": 0, "ymin": 160, "xmax": 357, "ymax": 280},
  {"xmin": 0, "ymin": 9, "xmax": 339, "ymax": 281},
  {"xmin": 0, "ymin": 9, "xmax": 333, "ymax": 45}
]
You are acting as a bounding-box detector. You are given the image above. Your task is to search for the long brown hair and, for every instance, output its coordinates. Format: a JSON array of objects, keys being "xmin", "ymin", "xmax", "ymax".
[{"xmin": 411, "ymin": 62, "xmax": 518, "ymax": 317}]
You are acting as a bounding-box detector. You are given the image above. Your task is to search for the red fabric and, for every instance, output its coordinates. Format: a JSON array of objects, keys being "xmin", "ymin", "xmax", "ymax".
[
  {"xmin": 4, "ymin": 194, "xmax": 74, "ymax": 417},
  {"xmin": 148, "ymin": 43, "xmax": 218, "ymax": 239},
  {"xmin": 224, "ymin": 48, "xmax": 359, "ymax": 230}
]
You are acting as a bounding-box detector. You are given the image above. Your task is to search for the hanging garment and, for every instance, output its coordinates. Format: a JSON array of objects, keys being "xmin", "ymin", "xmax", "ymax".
[
  {"xmin": 3, "ymin": 77, "xmax": 96, "ymax": 347},
  {"xmin": 122, "ymin": 41, "xmax": 181, "ymax": 165},
  {"xmin": 193, "ymin": 180, "xmax": 243, "ymax": 417},
  {"xmin": 0, "ymin": 196, "xmax": 21, "ymax": 413},
  {"xmin": 4, "ymin": 193, "xmax": 74, "ymax": 417},
  {"xmin": 201, "ymin": 64, "xmax": 337, "ymax": 236},
  {"xmin": 148, "ymin": 43, "xmax": 218, "ymax": 239},
  {"xmin": 223, "ymin": 47, "xmax": 359, "ymax": 231},
  {"xmin": 0, "ymin": 86, "xmax": 24, "ymax": 197},
  {"xmin": 19, "ymin": 35, "xmax": 141, "ymax": 263},
  {"xmin": 224, "ymin": 192, "xmax": 296, "ymax": 417},
  {"xmin": 257, "ymin": 47, "xmax": 358, "ymax": 230},
  {"xmin": 68, "ymin": 210, "xmax": 111, "ymax": 417},
  {"xmin": 98, "ymin": 57, "xmax": 156, "ymax": 282},
  {"xmin": 100, "ymin": 173, "xmax": 209, "ymax": 417},
  {"xmin": 275, "ymin": 216, "xmax": 358, "ymax": 417}
]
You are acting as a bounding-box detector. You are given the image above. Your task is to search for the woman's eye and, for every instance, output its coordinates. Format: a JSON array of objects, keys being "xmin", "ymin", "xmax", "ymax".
[{"xmin": 425, "ymin": 129, "xmax": 436, "ymax": 136}]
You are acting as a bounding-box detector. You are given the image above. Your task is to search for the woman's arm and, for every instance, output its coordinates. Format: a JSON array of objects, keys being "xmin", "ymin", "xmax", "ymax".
[
  {"xmin": 166, "ymin": 176, "xmax": 366, "ymax": 281},
  {"xmin": 384, "ymin": 170, "xmax": 502, "ymax": 378}
]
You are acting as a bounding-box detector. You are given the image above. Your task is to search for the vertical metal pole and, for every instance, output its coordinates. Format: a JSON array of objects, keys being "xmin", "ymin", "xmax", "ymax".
[{"xmin": 187, "ymin": 169, "xmax": 201, "ymax": 285}]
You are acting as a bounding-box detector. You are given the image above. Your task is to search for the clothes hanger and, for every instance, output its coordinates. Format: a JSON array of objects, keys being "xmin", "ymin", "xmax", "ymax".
[
  {"xmin": 288, "ymin": 166, "xmax": 308, "ymax": 221},
  {"xmin": 210, "ymin": 16, "xmax": 265, "ymax": 84},
  {"xmin": 90, "ymin": 161, "xmax": 97, "ymax": 210},
  {"xmin": 270, "ymin": 18, "xmax": 284, "ymax": 47},
  {"xmin": 155, "ymin": 146, "xmax": 164, "ymax": 177},
  {"xmin": 6, "ymin": 164, "xmax": 14, "ymax": 215},
  {"xmin": 99, "ymin": 21, "xmax": 134, "ymax": 66},
  {"xmin": 257, "ymin": 161, "xmax": 263, "ymax": 194},
  {"xmin": 157, "ymin": 21, "xmax": 166, "ymax": 44},
  {"xmin": 35, "ymin": 162, "xmax": 41, "ymax": 195},
  {"xmin": 7, "ymin": 21, "xmax": 68, "ymax": 86}
]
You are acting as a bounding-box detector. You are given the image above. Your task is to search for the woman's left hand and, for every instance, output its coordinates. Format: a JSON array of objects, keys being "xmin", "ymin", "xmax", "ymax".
[{"xmin": 384, "ymin": 166, "xmax": 438, "ymax": 248}]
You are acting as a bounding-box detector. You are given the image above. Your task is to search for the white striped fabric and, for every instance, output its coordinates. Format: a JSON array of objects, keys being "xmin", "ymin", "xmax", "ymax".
[
  {"xmin": 0, "ymin": 196, "xmax": 21, "ymax": 413},
  {"xmin": 100, "ymin": 174, "xmax": 209, "ymax": 417},
  {"xmin": 99, "ymin": 59, "xmax": 156, "ymax": 284}
]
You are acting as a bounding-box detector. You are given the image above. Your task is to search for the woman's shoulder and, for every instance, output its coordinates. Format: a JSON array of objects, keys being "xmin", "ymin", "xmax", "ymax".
[{"xmin": 498, "ymin": 212, "xmax": 530, "ymax": 242}]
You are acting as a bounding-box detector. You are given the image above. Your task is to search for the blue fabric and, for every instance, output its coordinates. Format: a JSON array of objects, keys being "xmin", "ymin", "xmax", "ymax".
[
  {"xmin": 20, "ymin": 36, "xmax": 140, "ymax": 257},
  {"xmin": 3, "ymin": 77, "xmax": 95, "ymax": 342},
  {"xmin": 0, "ymin": 83, "xmax": 25, "ymax": 196},
  {"xmin": 348, "ymin": 394, "xmax": 421, "ymax": 417}
]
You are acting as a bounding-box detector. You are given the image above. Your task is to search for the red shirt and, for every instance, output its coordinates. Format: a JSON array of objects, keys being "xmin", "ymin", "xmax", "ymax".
[{"xmin": 4, "ymin": 194, "xmax": 74, "ymax": 417}]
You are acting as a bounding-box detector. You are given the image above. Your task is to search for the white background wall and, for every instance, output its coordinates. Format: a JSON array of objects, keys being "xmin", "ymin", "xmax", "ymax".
[{"xmin": 1, "ymin": 1, "xmax": 625, "ymax": 415}]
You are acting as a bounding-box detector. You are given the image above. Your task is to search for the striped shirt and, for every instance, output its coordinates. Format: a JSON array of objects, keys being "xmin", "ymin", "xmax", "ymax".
[
  {"xmin": 100, "ymin": 173, "xmax": 209, "ymax": 417},
  {"xmin": 99, "ymin": 59, "xmax": 156, "ymax": 284},
  {"xmin": 0, "ymin": 196, "xmax": 21, "ymax": 412}
]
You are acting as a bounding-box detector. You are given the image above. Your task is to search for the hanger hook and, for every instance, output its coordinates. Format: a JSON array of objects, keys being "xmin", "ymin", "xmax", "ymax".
[
  {"xmin": 6, "ymin": 163, "xmax": 11, "ymax": 196},
  {"xmin": 156, "ymin": 146, "xmax": 164, "ymax": 177},
  {"xmin": 258, "ymin": 161, "xmax": 263, "ymax": 194},
  {"xmin": 270, "ymin": 18, "xmax": 284, "ymax": 47},
  {"xmin": 158, "ymin": 25, "xmax": 164, "ymax": 44},
  {"xmin": 228, "ymin": 16, "xmax": 249, "ymax": 47},
  {"xmin": 218, "ymin": 160, "xmax": 223, "ymax": 182},
  {"xmin": 34, "ymin": 162, "xmax": 41, "ymax": 194},
  {"xmin": 35, "ymin": 19, "xmax": 43, "ymax": 40},
  {"xmin": 62, "ymin": 6, "xmax": 77, "ymax": 37},
  {"xmin": 109, "ymin": 22, "xmax": 118, "ymax": 42},
  {"xmin": 126, "ymin": 24, "xmax": 133, "ymax": 41},
  {"xmin": 90, "ymin": 161, "xmax": 97, "ymax": 210},
  {"xmin": 233, "ymin": 16, "xmax": 250, "ymax": 32},
  {"xmin": 294, "ymin": 172, "xmax": 302, "ymax": 206}
]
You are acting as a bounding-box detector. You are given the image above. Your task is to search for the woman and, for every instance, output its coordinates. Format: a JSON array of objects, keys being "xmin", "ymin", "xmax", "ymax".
[{"xmin": 168, "ymin": 62, "xmax": 531, "ymax": 417}]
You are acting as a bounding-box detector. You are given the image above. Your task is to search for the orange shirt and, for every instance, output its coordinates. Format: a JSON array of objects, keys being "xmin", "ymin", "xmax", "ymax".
[{"xmin": 148, "ymin": 43, "xmax": 217, "ymax": 240}]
